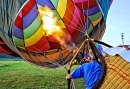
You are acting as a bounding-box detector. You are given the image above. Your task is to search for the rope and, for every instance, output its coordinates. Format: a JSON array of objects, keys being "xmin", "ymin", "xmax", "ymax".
[{"xmin": 88, "ymin": 39, "xmax": 106, "ymax": 89}]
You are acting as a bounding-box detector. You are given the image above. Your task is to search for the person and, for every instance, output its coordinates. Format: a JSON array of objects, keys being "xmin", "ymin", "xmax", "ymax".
[{"xmin": 66, "ymin": 50, "xmax": 102, "ymax": 89}]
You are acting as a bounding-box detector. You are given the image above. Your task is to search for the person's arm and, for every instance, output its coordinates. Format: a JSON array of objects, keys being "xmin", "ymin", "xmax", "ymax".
[
  {"xmin": 66, "ymin": 65, "xmax": 84, "ymax": 80},
  {"xmin": 71, "ymin": 65, "xmax": 83, "ymax": 79}
]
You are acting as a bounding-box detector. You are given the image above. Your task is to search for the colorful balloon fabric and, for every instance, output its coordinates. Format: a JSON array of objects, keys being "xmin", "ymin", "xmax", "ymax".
[
  {"xmin": 0, "ymin": 38, "xmax": 19, "ymax": 57},
  {"xmin": 0, "ymin": 0, "xmax": 27, "ymax": 57},
  {"xmin": 0, "ymin": 0, "xmax": 112, "ymax": 68},
  {"xmin": 95, "ymin": 43, "xmax": 103, "ymax": 54}
]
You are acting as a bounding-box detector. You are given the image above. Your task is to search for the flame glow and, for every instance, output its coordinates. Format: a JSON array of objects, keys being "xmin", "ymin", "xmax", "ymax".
[
  {"xmin": 38, "ymin": 6, "xmax": 78, "ymax": 51},
  {"xmin": 38, "ymin": 6, "xmax": 65, "ymax": 45}
]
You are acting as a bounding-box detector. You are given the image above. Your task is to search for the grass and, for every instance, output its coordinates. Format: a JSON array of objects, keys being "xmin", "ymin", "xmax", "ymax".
[{"xmin": 0, "ymin": 60, "xmax": 85, "ymax": 89}]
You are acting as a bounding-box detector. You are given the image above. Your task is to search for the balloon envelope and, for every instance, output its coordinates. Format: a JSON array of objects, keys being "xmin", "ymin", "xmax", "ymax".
[{"xmin": 0, "ymin": 0, "xmax": 112, "ymax": 68}]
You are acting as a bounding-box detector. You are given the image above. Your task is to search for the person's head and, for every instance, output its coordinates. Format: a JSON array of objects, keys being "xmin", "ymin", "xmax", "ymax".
[
  {"xmin": 84, "ymin": 50, "xmax": 95, "ymax": 62},
  {"xmin": 76, "ymin": 50, "xmax": 95, "ymax": 64}
]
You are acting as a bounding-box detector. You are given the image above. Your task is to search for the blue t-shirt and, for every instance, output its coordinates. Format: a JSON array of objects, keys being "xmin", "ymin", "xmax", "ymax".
[{"xmin": 71, "ymin": 60, "xmax": 102, "ymax": 89}]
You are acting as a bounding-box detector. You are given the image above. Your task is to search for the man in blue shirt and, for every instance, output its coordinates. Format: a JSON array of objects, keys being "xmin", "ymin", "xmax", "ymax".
[{"xmin": 66, "ymin": 50, "xmax": 102, "ymax": 89}]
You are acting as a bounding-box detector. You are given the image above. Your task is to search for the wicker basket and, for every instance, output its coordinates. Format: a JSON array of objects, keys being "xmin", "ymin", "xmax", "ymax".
[{"xmin": 100, "ymin": 55, "xmax": 130, "ymax": 89}]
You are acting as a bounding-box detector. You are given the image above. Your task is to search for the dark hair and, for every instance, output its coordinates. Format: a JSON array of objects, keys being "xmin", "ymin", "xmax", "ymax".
[
  {"xmin": 79, "ymin": 52, "xmax": 84, "ymax": 57},
  {"xmin": 76, "ymin": 52, "xmax": 83, "ymax": 59},
  {"xmin": 75, "ymin": 52, "xmax": 84, "ymax": 63}
]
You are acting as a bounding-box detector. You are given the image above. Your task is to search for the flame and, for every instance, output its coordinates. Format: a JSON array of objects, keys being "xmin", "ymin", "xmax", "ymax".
[
  {"xmin": 38, "ymin": 6, "xmax": 65, "ymax": 45},
  {"xmin": 38, "ymin": 6, "xmax": 78, "ymax": 51}
]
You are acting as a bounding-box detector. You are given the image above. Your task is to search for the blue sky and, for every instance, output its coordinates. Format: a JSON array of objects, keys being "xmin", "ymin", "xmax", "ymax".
[{"xmin": 102, "ymin": 0, "xmax": 130, "ymax": 47}]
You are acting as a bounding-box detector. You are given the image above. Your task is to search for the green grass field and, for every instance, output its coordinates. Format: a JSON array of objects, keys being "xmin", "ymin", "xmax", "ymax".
[{"xmin": 0, "ymin": 60, "xmax": 85, "ymax": 89}]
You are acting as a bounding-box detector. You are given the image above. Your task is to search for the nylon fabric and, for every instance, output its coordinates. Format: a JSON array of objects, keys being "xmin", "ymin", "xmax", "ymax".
[{"xmin": 0, "ymin": 0, "xmax": 112, "ymax": 68}]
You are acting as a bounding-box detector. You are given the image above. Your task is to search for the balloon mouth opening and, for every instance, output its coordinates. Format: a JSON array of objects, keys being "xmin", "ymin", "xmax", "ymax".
[
  {"xmin": 38, "ymin": 6, "xmax": 76, "ymax": 50},
  {"xmin": 13, "ymin": 4, "xmax": 77, "ymax": 53}
]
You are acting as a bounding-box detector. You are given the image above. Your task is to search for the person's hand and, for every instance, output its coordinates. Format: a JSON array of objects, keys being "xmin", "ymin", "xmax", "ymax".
[{"xmin": 66, "ymin": 74, "xmax": 72, "ymax": 79}]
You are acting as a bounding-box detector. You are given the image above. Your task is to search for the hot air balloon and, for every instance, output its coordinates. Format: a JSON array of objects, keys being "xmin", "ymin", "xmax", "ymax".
[
  {"xmin": 0, "ymin": 0, "xmax": 110, "ymax": 68},
  {"xmin": 0, "ymin": 0, "xmax": 27, "ymax": 57},
  {"xmin": 0, "ymin": 38, "xmax": 19, "ymax": 57},
  {"xmin": 2, "ymin": 0, "xmax": 130, "ymax": 89}
]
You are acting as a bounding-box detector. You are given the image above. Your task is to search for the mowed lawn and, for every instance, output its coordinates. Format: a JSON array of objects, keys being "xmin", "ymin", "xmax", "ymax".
[{"xmin": 0, "ymin": 60, "xmax": 85, "ymax": 89}]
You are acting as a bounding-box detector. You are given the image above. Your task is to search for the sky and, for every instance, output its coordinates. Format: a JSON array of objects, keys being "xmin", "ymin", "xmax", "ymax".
[{"xmin": 102, "ymin": 0, "xmax": 130, "ymax": 47}]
